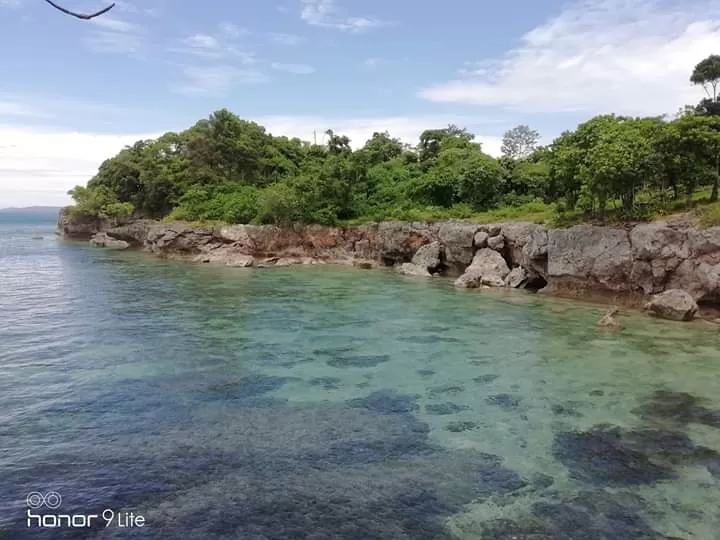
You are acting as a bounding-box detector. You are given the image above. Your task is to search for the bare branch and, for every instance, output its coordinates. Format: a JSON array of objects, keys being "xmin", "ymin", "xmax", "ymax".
[{"xmin": 43, "ymin": 0, "xmax": 115, "ymax": 20}]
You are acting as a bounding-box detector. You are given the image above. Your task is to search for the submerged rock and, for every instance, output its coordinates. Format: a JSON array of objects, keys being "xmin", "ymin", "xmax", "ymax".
[
  {"xmin": 397, "ymin": 262, "xmax": 432, "ymax": 277},
  {"xmin": 644, "ymin": 289, "xmax": 699, "ymax": 321},
  {"xmin": 597, "ymin": 306, "xmax": 623, "ymax": 331},
  {"xmin": 89, "ymin": 232, "xmax": 130, "ymax": 250}
]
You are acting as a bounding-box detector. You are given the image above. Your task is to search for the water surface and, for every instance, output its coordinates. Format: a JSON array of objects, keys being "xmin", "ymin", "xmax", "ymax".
[{"xmin": 1, "ymin": 220, "xmax": 719, "ymax": 539}]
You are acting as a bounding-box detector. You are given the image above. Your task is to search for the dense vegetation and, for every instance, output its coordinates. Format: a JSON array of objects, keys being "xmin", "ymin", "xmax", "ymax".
[{"xmin": 69, "ymin": 56, "xmax": 720, "ymax": 227}]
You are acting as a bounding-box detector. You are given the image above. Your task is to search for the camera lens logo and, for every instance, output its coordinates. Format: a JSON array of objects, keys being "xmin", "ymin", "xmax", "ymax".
[{"xmin": 26, "ymin": 492, "xmax": 62, "ymax": 510}]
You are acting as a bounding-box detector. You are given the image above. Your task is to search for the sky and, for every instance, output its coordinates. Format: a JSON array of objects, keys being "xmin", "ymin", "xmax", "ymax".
[{"xmin": 1, "ymin": 0, "xmax": 719, "ymax": 207}]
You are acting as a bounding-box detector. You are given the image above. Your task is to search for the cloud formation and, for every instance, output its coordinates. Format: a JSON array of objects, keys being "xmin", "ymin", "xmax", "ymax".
[
  {"xmin": 271, "ymin": 63, "xmax": 316, "ymax": 74},
  {"xmin": 419, "ymin": 0, "xmax": 720, "ymax": 116},
  {"xmin": 299, "ymin": 0, "xmax": 389, "ymax": 32},
  {"xmin": 0, "ymin": 125, "xmax": 160, "ymax": 207}
]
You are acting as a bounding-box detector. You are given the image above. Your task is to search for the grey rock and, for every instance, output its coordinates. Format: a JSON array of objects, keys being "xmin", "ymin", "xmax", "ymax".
[
  {"xmin": 644, "ymin": 289, "xmax": 699, "ymax": 321},
  {"xmin": 505, "ymin": 267, "xmax": 529, "ymax": 288},
  {"xmin": 477, "ymin": 224, "xmax": 502, "ymax": 236},
  {"xmin": 547, "ymin": 226, "xmax": 632, "ymax": 291},
  {"xmin": 89, "ymin": 232, "xmax": 129, "ymax": 250},
  {"xmin": 226, "ymin": 255, "xmax": 255, "ymax": 268},
  {"xmin": 438, "ymin": 222, "xmax": 478, "ymax": 272},
  {"xmin": 455, "ymin": 248, "xmax": 510, "ymax": 288},
  {"xmin": 487, "ymin": 235, "xmax": 505, "ymax": 251},
  {"xmin": 411, "ymin": 241, "xmax": 443, "ymax": 272},
  {"xmin": 473, "ymin": 231, "xmax": 489, "ymax": 248},
  {"xmin": 397, "ymin": 262, "xmax": 432, "ymax": 277}
]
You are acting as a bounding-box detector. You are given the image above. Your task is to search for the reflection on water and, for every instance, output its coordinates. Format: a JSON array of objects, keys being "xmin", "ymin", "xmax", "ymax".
[{"xmin": 1, "ymin": 221, "xmax": 719, "ymax": 539}]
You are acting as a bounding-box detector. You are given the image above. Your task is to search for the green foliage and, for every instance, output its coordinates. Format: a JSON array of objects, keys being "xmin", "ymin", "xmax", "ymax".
[
  {"xmin": 67, "ymin": 185, "xmax": 135, "ymax": 224},
  {"xmin": 64, "ymin": 59, "xmax": 720, "ymax": 229}
]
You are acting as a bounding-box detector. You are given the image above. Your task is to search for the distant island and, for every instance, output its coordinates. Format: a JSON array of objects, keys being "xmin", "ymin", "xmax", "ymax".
[{"xmin": 0, "ymin": 206, "xmax": 63, "ymax": 223}]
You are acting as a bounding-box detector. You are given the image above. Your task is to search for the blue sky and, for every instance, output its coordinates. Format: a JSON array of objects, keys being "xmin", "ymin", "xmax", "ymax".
[{"xmin": 1, "ymin": 0, "xmax": 718, "ymax": 206}]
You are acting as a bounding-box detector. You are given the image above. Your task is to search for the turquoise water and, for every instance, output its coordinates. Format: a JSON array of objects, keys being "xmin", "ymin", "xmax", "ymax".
[{"xmin": 1, "ymin": 219, "xmax": 720, "ymax": 539}]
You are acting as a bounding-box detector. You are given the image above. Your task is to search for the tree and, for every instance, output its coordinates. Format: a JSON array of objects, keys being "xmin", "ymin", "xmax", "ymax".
[
  {"xmin": 691, "ymin": 55, "xmax": 720, "ymax": 102},
  {"xmin": 501, "ymin": 125, "xmax": 540, "ymax": 159}
]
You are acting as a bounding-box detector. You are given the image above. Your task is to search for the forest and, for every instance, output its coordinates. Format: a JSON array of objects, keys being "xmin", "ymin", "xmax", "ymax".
[{"xmin": 68, "ymin": 55, "xmax": 720, "ymax": 228}]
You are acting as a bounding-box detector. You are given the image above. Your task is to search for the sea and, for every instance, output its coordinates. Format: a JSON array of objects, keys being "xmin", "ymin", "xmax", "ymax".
[{"xmin": 1, "ymin": 214, "xmax": 720, "ymax": 539}]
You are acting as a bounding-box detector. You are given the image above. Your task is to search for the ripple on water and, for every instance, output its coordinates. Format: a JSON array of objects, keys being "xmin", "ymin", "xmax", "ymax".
[{"xmin": 2, "ymin": 229, "xmax": 720, "ymax": 538}]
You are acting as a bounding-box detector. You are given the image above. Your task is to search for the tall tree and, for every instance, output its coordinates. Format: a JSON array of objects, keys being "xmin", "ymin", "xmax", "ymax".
[
  {"xmin": 691, "ymin": 55, "xmax": 720, "ymax": 102},
  {"xmin": 501, "ymin": 125, "xmax": 540, "ymax": 159}
]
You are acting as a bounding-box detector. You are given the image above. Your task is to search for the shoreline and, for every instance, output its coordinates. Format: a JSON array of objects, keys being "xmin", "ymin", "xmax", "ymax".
[{"xmin": 57, "ymin": 210, "xmax": 720, "ymax": 323}]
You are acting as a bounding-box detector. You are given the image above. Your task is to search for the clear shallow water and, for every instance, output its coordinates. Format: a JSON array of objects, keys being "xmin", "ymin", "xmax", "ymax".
[{"xmin": 1, "ymin": 220, "xmax": 720, "ymax": 539}]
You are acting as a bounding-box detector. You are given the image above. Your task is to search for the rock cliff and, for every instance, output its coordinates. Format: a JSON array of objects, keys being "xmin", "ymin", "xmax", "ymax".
[{"xmin": 57, "ymin": 208, "xmax": 720, "ymax": 317}]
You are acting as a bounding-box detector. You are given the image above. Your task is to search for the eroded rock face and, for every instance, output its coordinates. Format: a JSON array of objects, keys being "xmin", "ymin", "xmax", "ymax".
[
  {"xmin": 57, "ymin": 208, "xmax": 108, "ymax": 240},
  {"xmin": 455, "ymin": 248, "xmax": 510, "ymax": 288},
  {"xmin": 547, "ymin": 226, "xmax": 632, "ymax": 292},
  {"xmin": 644, "ymin": 289, "xmax": 699, "ymax": 321},
  {"xmin": 60, "ymin": 212, "xmax": 720, "ymax": 315}
]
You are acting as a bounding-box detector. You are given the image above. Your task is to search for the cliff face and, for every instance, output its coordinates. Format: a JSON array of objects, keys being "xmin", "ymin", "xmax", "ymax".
[
  {"xmin": 56, "ymin": 207, "xmax": 108, "ymax": 240},
  {"xmin": 58, "ymin": 210, "xmax": 720, "ymax": 310}
]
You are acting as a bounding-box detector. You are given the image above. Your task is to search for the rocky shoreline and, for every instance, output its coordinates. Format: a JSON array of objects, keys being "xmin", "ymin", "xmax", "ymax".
[{"xmin": 57, "ymin": 209, "xmax": 720, "ymax": 322}]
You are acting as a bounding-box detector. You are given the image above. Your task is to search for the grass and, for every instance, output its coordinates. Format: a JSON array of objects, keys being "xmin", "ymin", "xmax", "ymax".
[{"xmin": 697, "ymin": 202, "xmax": 720, "ymax": 228}]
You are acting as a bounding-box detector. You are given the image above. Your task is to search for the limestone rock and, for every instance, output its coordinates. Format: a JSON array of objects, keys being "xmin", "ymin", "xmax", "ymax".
[
  {"xmin": 547, "ymin": 226, "xmax": 632, "ymax": 291},
  {"xmin": 57, "ymin": 208, "xmax": 107, "ymax": 240},
  {"xmin": 398, "ymin": 262, "xmax": 432, "ymax": 277},
  {"xmin": 505, "ymin": 267, "xmax": 529, "ymax": 288},
  {"xmin": 488, "ymin": 235, "xmax": 505, "ymax": 252},
  {"xmin": 411, "ymin": 241, "xmax": 443, "ymax": 272},
  {"xmin": 477, "ymin": 224, "xmax": 502, "ymax": 236},
  {"xmin": 644, "ymin": 289, "xmax": 699, "ymax": 321},
  {"xmin": 378, "ymin": 221, "xmax": 437, "ymax": 264},
  {"xmin": 473, "ymin": 231, "xmax": 489, "ymax": 249},
  {"xmin": 454, "ymin": 248, "xmax": 510, "ymax": 288},
  {"xmin": 226, "ymin": 255, "xmax": 255, "ymax": 268},
  {"xmin": 438, "ymin": 222, "xmax": 478, "ymax": 272},
  {"xmin": 89, "ymin": 232, "xmax": 129, "ymax": 250}
]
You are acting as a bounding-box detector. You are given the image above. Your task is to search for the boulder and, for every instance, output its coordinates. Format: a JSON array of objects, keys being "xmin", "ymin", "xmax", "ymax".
[
  {"xmin": 57, "ymin": 207, "xmax": 108, "ymax": 240},
  {"xmin": 454, "ymin": 248, "xmax": 510, "ymax": 288},
  {"xmin": 397, "ymin": 262, "xmax": 432, "ymax": 277},
  {"xmin": 505, "ymin": 267, "xmax": 529, "ymax": 288},
  {"xmin": 226, "ymin": 255, "xmax": 255, "ymax": 268},
  {"xmin": 411, "ymin": 241, "xmax": 443, "ymax": 272},
  {"xmin": 488, "ymin": 235, "xmax": 505, "ymax": 252},
  {"xmin": 89, "ymin": 232, "xmax": 129, "ymax": 250},
  {"xmin": 644, "ymin": 289, "xmax": 699, "ymax": 321},
  {"xmin": 473, "ymin": 231, "xmax": 489, "ymax": 249},
  {"xmin": 477, "ymin": 224, "xmax": 502, "ymax": 236},
  {"xmin": 438, "ymin": 222, "xmax": 478, "ymax": 273}
]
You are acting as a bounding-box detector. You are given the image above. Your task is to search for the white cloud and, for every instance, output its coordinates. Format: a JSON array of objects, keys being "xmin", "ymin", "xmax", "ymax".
[
  {"xmin": 255, "ymin": 114, "xmax": 504, "ymax": 156},
  {"xmin": 169, "ymin": 27, "xmax": 255, "ymax": 62},
  {"xmin": 270, "ymin": 32, "xmax": 305, "ymax": 46},
  {"xmin": 85, "ymin": 13, "xmax": 144, "ymax": 54},
  {"xmin": 172, "ymin": 65, "xmax": 267, "ymax": 96},
  {"xmin": 299, "ymin": 0, "xmax": 390, "ymax": 31},
  {"xmin": 0, "ymin": 125, "xmax": 161, "ymax": 207},
  {"xmin": 419, "ymin": 0, "xmax": 720, "ymax": 116},
  {"xmin": 0, "ymin": 0, "xmax": 22, "ymax": 8},
  {"xmin": 271, "ymin": 62, "xmax": 315, "ymax": 74}
]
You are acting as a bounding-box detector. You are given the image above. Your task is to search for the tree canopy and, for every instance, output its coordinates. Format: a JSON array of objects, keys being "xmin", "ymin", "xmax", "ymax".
[{"xmin": 68, "ymin": 55, "xmax": 720, "ymax": 226}]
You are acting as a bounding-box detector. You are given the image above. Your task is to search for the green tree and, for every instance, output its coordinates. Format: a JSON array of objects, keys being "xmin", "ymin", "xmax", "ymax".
[{"xmin": 501, "ymin": 125, "xmax": 540, "ymax": 159}]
